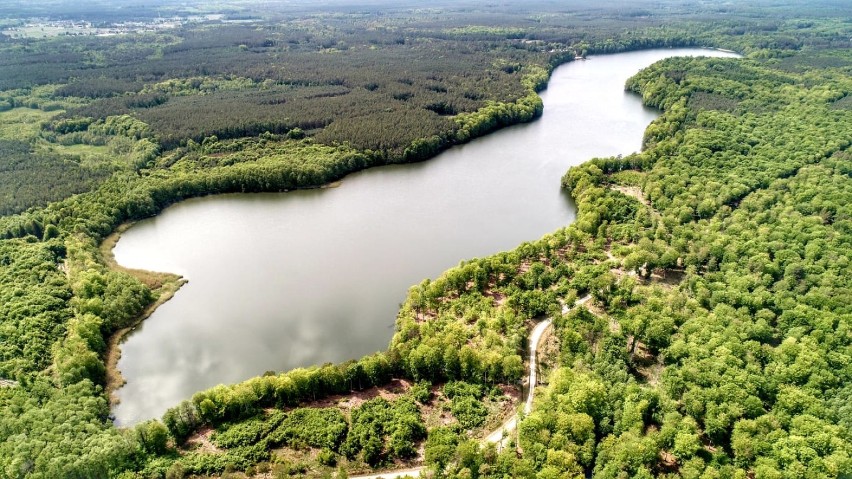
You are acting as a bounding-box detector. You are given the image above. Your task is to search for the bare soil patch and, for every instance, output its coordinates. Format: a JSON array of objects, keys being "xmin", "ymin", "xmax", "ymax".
[
  {"xmin": 310, "ymin": 379, "xmax": 412, "ymax": 411},
  {"xmin": 185, "ymin": 426, "xmax": 223, "ymax": 454}
]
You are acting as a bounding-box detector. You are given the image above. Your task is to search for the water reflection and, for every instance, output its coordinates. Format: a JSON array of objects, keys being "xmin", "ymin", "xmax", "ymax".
[{"xmin": 112, "ymin": 48, "xmax": 739, "ymax": 424}]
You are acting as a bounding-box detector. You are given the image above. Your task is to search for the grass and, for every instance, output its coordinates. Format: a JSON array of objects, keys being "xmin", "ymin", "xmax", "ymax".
[
  {"xmin": 45, "ymin": 142, "xmax": 116, "ymax": 168},
  {"xmin": 0, "ymin": 107, "xmax": 60, "ymax": 140},
  {"xmin": 0, "ymin": 108, "xmax": 124, "ymax": 167},
  {"xmin": 609, "ymin": 169, "xmax": 647, "ymax": 186}
]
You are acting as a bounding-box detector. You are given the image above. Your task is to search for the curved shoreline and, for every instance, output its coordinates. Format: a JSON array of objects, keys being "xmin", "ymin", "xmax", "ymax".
[
  {"xmin": 99, "ymin": 60, "xmax": 562, "ymax": 417},
  {"xmin": 100, "ymin": 172, "xmax": 352, "ymax": 411},
  {"xmin": 105, "ymin": 47, "xmax": 739, "ymax": 423},
  {"xmin": 101, "ymin": 224, "xmax": 187, "ymax": 408}
]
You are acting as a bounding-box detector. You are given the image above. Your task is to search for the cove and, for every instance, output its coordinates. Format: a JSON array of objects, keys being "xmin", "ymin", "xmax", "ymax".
[{"xmin": 112, "ymin": 48, "xmax": 739, "ymax": 425}]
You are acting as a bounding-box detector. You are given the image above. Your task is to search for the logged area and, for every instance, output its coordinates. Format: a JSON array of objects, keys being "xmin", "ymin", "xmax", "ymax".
[{"xmin": 0, "ymin": 1, "xmax": 850, "ymax": 478}]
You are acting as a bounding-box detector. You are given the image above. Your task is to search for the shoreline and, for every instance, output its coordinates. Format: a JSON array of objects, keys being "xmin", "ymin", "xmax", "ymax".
[
  {"xmin": 98, "ymin": 176, "xmax": 344, "ymax": 411},
  {"xmin": 97, "ymin": 46, "xmax": 735, "ymax": 421},
  {"xmin": 100, "ymin": 223, "xmax": 188, "ymax": 410},
  {"xmin": 99, "ymin": 174, "xmax": 348, "ymax": 413}
]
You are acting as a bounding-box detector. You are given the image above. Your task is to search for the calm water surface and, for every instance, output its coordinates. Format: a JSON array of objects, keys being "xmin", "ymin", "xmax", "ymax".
[{"xmin": 113, "ymin": 48, "xmax": 738, "ymax": 424}]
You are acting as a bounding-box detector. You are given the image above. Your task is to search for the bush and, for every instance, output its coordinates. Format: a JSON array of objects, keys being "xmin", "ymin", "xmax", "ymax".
[
  {"xmin": 211, "ymin": 411, "xmax": 285, "ymax": 448},
  {"xmin": 450, "ymin": 396, "xmax": 488, "ymax": 430},
  {"xmin": 267, "ymin": 408, "xmax": 348, "ymax": 451},
  {"xmin": 410, "ymin": 381, "xmax": 432, "ymax": 403},
  {"xmin": 318, "ymin": 448, "xmax": 337, "ymax": 466},
  {"xmin": 443, "ymin": 381, "xmax": 483, "ymax": 400}
]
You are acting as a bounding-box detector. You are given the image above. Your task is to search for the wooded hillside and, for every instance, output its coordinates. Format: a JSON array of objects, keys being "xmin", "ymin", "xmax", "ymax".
[{"xmin": 0, "ymin": 1, "xmax": 850, "ymax": 478}]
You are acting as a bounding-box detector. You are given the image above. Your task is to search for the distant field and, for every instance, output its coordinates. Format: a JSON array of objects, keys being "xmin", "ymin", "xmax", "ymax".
[{"xmin": 0, "ymin": 107, "xmax": 59, "ymax": 140}]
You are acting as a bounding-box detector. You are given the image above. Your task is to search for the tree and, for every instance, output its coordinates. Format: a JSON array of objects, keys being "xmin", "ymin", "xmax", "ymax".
[
  {"xmin": 502, "ymin": 354, "xmax": 524, "ymax": 384},
  {"xmin": 134, "ymin": 420, "xmax": 171, "ymax": 455}
]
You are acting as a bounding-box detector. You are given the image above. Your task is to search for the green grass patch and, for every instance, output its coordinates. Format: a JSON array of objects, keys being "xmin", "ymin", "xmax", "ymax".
[
  {"xmin": 608, "ymin": 170, "xmax": 646, "ymax": 186},
  {"xmin": 0, "ymin": 108, "xmax": 60, "ymax": 141}
]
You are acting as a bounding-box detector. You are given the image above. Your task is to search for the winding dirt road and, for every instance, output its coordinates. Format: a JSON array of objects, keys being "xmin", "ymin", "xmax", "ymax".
[
  {"xmin": 350, "ymin": 295, "xmax": 592, "ymax": 479},
  {"xmin": 348, "ymin": 467, "xmax": 424, "ymax": 479},
  {"xmin": 483, "ymin": 295, "xmax": 591, "ymax": 451}
]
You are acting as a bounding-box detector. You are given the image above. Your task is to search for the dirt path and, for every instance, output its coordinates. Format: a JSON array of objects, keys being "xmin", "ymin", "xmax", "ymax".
[
  {"xmin": 611, "ymin": 185, "xmax": 650, "ymax": 207},
  {"xmin": 611, "ymin": 185, "xmax": 662, "ymax": 222},
  {"xmin": 348, "ymin": 468, "xmax": 424, "ymax": 479},
  {"xmin": 484, "ymin": 295, "xmax": 592, "ymax": 451},
  {"xmin": 348, "ymin": 295, "xmax": 593, "ymax": 478}
]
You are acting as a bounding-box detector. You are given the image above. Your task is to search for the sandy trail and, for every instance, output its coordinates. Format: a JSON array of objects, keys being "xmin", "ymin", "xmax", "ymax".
[
  {"xmin": 350, "ymin": 295, "xmax": 593, "ymax": 478},
  {"xmin": 483, "ymin": 295, "xmax": 591, "ymax": 450}
]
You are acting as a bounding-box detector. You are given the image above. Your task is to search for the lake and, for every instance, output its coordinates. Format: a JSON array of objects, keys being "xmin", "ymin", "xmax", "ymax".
[{"xmin": 112, "ymin": 48, "xmax": 739, "ymax": 424}]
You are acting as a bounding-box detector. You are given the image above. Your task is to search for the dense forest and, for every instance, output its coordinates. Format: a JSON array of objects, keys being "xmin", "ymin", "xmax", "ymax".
[{"xmin": 0, "ymin": 0, "xmax": 851, "ymax": 478}]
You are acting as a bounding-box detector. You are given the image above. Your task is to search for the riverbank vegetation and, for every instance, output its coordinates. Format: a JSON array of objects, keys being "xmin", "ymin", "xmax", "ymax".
[{"xmin": 1, "ymin": 0, "xmax": 851, "ymax": 478}]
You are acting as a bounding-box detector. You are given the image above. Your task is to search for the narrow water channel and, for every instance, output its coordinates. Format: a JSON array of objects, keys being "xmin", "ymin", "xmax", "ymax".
[{"xmin": 112, "ymin": 48, "xmax": 739, "ymax": 424}]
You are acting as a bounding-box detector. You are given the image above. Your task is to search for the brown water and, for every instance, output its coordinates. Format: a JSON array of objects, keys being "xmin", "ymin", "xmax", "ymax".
[{"xmin": 112, "ymin": 48, "xmax": 739, "ymax": 425}]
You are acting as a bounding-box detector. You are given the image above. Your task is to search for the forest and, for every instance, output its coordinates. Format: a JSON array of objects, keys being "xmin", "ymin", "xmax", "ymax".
[{"xmin": 0, "ymin": 0, "xmax": 851, "ymax": 478}]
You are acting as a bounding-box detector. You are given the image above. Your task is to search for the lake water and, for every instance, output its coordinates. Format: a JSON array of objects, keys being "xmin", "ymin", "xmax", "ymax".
[{"xmin": 112, "ymin": 48, "xmax": 739, "ymax": 424}]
